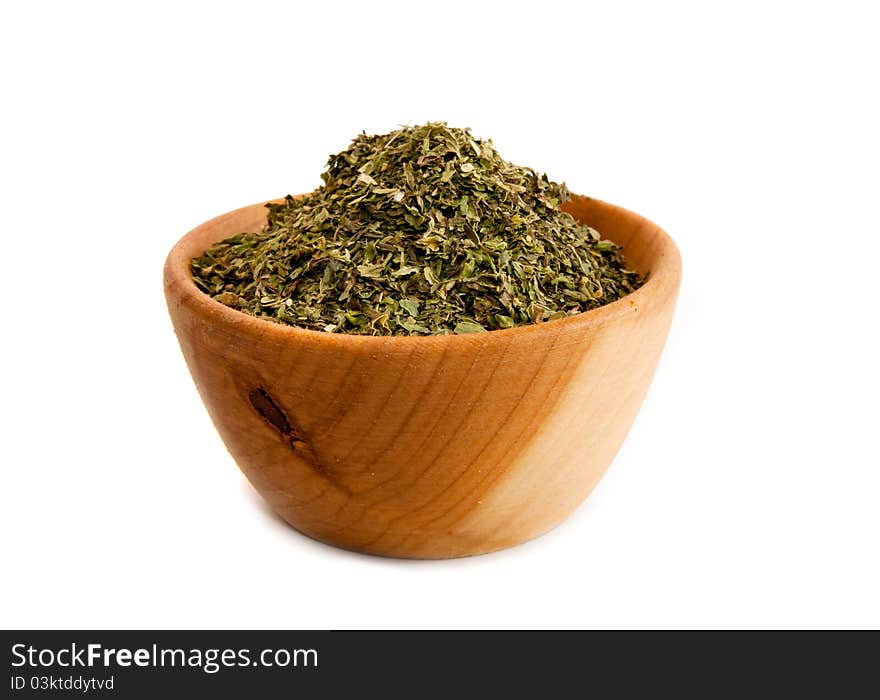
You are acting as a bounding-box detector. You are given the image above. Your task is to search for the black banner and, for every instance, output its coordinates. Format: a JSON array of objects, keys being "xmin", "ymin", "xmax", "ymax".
[{"xmin": 2, "ymin": 631, "xmax": 877, "ymax": 696}]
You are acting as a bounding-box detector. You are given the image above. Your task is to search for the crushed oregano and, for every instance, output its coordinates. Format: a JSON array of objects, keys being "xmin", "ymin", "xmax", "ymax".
[{"xmin": 191, "ymin": 123, "xmax": 642, "ymax": 335}]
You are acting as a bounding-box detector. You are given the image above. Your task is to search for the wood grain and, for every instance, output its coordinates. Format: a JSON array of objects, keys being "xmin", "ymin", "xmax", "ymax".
[{"xmin": 164, "ymin": 195, "xmax": 681, "ymax": 558}]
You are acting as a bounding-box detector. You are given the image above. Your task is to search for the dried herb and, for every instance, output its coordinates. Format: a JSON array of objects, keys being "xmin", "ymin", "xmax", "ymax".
[{"xmin": 191, "ymin": 123, "xmax": 642, "ymax": 335}]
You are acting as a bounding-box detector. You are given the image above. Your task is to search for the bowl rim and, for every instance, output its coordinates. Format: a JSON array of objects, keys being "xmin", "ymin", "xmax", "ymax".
[{"xmin": 164, "ymin": 194, "xmax": 681, "ymax": 347}]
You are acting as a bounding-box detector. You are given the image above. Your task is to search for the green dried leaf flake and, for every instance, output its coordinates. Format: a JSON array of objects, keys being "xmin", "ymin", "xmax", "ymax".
[
  {"xmin": 399, "ymin": 298, "xmax": 420, "ymax": 317},
  {"xmin": 191, "ymin": 122, "xmax": 643, "ymax": 336},
  {"xmin": 454, "ymin": 320, "xmax": 488, "ymax": 334}
]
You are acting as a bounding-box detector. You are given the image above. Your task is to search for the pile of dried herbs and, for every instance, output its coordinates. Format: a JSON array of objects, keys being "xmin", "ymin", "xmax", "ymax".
[{"xmin": 191, "ymin": 123, "xmax": 642, "ymax": 335}]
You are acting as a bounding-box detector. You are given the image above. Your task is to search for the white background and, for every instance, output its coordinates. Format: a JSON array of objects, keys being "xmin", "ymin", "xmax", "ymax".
[{"xmin": 2, "ymin": 1, "xmax": 878, "ymax": 629}]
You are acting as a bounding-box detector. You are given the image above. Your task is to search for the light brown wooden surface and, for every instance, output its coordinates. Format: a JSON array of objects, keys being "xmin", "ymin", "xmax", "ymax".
[{"xmin": 164, "ymin": 195, "xmax": 681, "ymax": 558}]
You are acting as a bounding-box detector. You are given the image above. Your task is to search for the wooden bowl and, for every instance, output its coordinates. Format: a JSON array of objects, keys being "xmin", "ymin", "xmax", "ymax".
[{"xmin": 164, "ymin": 194, "xmax": 681, "ymax": 558}]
